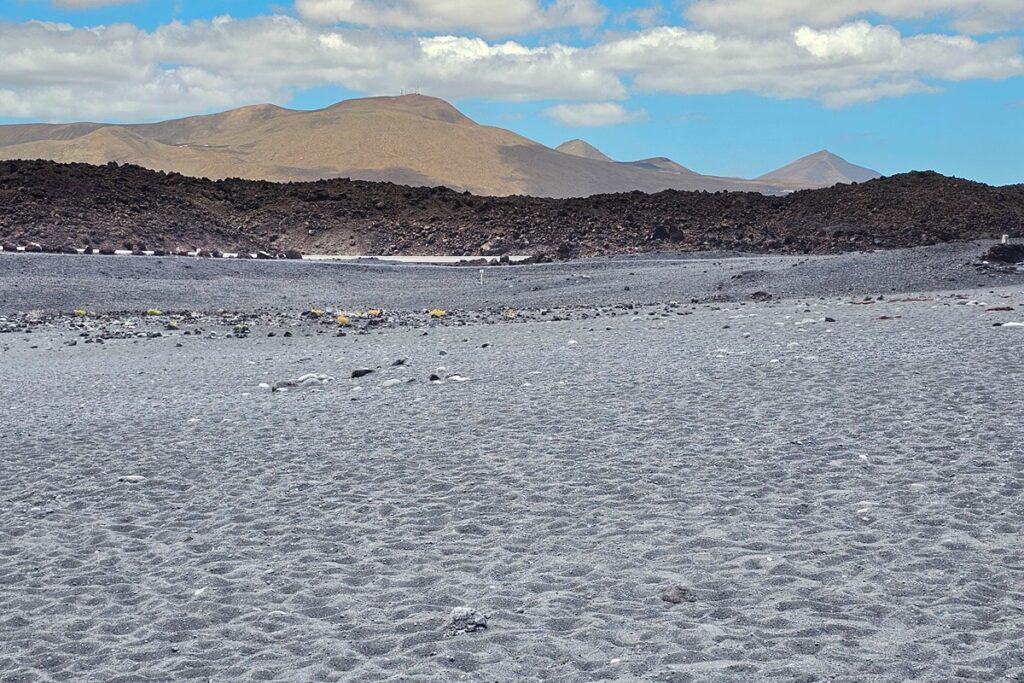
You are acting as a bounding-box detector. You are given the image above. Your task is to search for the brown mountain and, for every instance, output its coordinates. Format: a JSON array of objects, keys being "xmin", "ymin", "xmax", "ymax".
[
  {"xmin": 0, "ymin": 96, "xmax": 877, "ymax": 197},
  {"xmin": 757, "ymin": 150, "xmax": 882, "ymax": 189},
  {"xmin": 621, "ymin": 157, "xmax": 697, "ymax": 175},
  {"xmin": 555, "ymin": 139, "xmax": 613, "ymax": 161},
  {"xmin": 0, "ymin": 95, "xmax": 794, "ymax": 197}
]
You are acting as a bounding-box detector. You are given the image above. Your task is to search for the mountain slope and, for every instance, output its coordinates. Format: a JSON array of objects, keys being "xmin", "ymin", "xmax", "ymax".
[
  {"xmin": 555, "ymin": 139, "xmax": 613, "ymax": 162},
  {"xmin": 758, "ymin": 150, "xmax": 882, "ymax": 189},
  {"xmin": 621, "ymin": 157, "xmax": 697, "ymax": 175},
  {"xmin": 0, "ymin": 96, "xmax": 871, "ymax": 197}
]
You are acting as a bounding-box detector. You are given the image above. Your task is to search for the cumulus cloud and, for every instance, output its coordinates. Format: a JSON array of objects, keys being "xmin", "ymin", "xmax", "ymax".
[
  {"xmin": 544, "ymin": 101, "xmax": 648, "ymax": 125},
  {"xmin": 685, "ymin": 0, "xmax": 1024, "ymax": 34},
  {"xmin": 0, "ymin": 13, "xmax": 1020, "ymax": 121},
  {"xmin": 294, "ymin": 0, "xmax": 606, "ymax": 37},
  {"xmin": 0, "ymin": 16, "xmax": 623, "ymax": 120},
  {"xmin": 588, "ymin": 23, "xmax": 1023, "ymax": 107},
  {"xmin": 616, "ymin": 4, "xmax": 663, "ymax": 28}
]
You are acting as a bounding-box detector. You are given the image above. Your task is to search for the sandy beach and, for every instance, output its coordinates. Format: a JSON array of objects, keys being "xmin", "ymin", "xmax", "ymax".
[{"xmin": 1, "ymin": 244, "xmax": 1023, "ymax": 681}]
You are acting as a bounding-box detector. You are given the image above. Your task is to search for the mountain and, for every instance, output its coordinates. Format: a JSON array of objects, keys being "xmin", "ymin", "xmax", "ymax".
[
  {"xmin": 757, "ymin": 150, "xmax": 882, "ymax": 189},
  {"xmin": 556, "ymin": 140, "xmax": 698, "ymax": 176},
  {"xmin": 0, "ymin": 95, "xmax": 874, "ymax": 197},
  {"xmin": 555, "ymin": 139, "xmax": 613, "ymax": 162},
  {"xmin": 621, "ymin": 157, "xmax": 697, "ymax": 175}
]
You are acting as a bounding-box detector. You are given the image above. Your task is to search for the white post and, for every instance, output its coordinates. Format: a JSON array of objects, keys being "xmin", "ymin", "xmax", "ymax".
[
  {"xmin": 1002, "ymin": 234, "xmax": 1009, "ymax": 244},
  {"xmin": 479, "ymin": 268, "xmax": 484, "ymax": 285}
]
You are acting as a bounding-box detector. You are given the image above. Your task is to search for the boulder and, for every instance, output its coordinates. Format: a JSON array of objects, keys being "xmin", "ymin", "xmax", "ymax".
[
  {"xmin": 480, "ymin": 237, "xmax": 510, "ymax": 256},
  {"xmin": 984, "ymin": 243, "xmax": 1024, "ymax": 264}
]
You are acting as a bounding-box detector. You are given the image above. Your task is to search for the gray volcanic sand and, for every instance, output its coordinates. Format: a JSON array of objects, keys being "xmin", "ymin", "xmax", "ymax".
[
  {"xmin": 1, "ymin": 245, "xmax": 1024, "ymax": 681},
  {"xmin": 0, "ymin": 241, "xmax": 1018, "ymax": 315}
]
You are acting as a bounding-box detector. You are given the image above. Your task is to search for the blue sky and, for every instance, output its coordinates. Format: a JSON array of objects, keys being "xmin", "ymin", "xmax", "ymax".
[{"xmin": 1, "ymin": 0, "xmax": 1022, "ymax": 183}]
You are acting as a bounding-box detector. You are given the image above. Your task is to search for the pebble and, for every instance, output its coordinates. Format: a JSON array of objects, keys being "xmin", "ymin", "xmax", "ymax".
[
  {"xmin": 660, "ymin": 584, "xmax": 698, "ymax": 604},
  {"xmin": 448, "ymin": 607, "xmax": 487, "ymax": 635},
  {"xmin": 272, "ymin": 373, "xmax": 333, "ymax": 392}
]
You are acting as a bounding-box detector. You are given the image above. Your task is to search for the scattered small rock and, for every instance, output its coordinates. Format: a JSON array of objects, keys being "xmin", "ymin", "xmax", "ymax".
[
  {"xmin": 272, "ymin": 373, "xmax": 333, "ymax": 392},
  {"xmin": 447, "ymin": 607, "xmax": 487, "ymax": 635},
  {"xmin": 660, "ymin": 584, "xmax": 698, "ymax": 604}
]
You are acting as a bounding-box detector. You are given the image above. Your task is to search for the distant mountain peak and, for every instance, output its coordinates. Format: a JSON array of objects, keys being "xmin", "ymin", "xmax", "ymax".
[
  {"xmin": 327, "ymin": 94, "xmax": 472, "ymax": 125},
  {"xmin": 0, "ymin": 94, "xmax": 866, "ymax": 197},
  {"xmin": 621, "ymin": 156, "xmax": 697, "ymax": 176},
  {"xmin": 556, "ymin": 139, "xmax": 613, "ymax": 162},
  {"xmin": 757, "ymin": 150, "xmax": 881, "ymax": 189}
]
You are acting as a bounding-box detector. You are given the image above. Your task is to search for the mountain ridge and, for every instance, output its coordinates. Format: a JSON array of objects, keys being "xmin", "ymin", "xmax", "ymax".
[{"xmin": 0, "ymin": 95, "xmax": 880, "ymax": 197}]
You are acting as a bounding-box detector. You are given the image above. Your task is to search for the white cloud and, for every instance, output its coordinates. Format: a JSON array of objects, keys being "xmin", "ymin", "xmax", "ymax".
[
  {"xmin": 685, "ymin": 0, "xmax": 1024, "ymax": 34},
  {"xmin": 544, "ymin": 101, "xmax": 648, "ymax": 125},
  {"xmin": 294, "ymin": 0, "xmax": 606, "ymax": 37},
  {"xmin": 617, "ymin": 4, "xmax": 663, "ymax": 28},
  {"xmin": 0, "ymin": 13, "xmax": 1020, "ymax": 121},
  {"xmin": 588, "ymin": 23, "xmax": 1023, "ymax": 107},
  {"xmin": 0, "ymin": 16, "xmax": 623, "ymax": 121}
]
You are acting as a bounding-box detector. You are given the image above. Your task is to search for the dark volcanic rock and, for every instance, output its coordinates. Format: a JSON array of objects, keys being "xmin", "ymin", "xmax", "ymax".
[
  {"xmin": 660, "ymin": 585, "xmax": 698, "ymax": 604},
  {"xmin": 1, "ymin": 160, "xmax": 1022, "ymax": 260},
  {"xmin": 984, "ymin": 243, "xmax": 1024, "ymax": 264}
]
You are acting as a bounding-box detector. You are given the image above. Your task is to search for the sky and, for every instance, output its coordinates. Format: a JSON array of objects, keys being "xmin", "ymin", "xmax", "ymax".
[{"xmin": 0, "ymin": 0, "xmax": 1022, "ymax": 184}]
